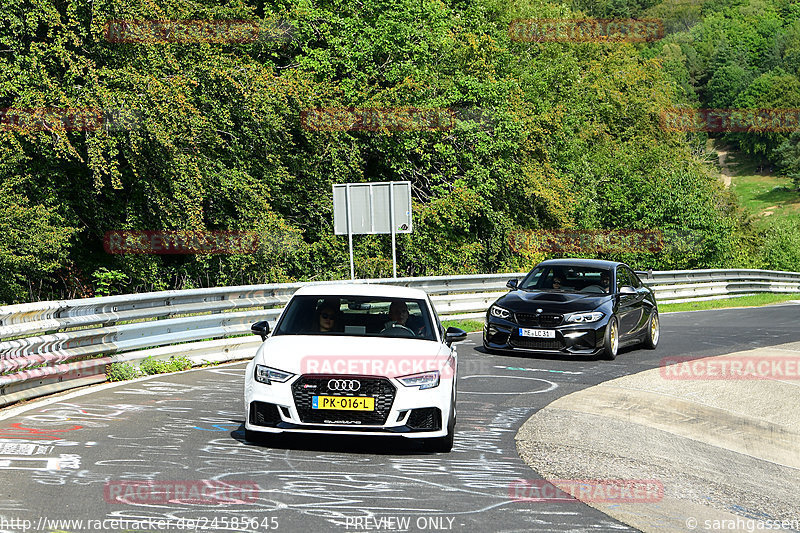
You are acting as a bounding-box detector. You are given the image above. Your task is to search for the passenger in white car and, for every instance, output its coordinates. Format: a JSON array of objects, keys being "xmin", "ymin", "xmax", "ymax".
[{"xmin": 315, "ymin": 301, "xmax": 340, "ymax": 333}]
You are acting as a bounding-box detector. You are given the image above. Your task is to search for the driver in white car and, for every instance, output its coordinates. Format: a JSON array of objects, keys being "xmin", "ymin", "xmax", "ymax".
[
  {"xmin": 385, "ymin": 300, "xmax": 409, "ymax": 326},
  {"xmin": 381, "ymin": 300, "xmax": 425, "ymax": 336}
]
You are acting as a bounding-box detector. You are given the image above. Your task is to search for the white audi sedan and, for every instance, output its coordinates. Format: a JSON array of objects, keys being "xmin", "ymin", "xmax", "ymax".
[{"xmin": 243, "ymin": 284, "xmax": 467, "ymax": 452}]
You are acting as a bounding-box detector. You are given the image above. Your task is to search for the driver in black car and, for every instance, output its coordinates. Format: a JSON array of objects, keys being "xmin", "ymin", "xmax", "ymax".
[
  {"xmin": 600, "ymin": 272, "xmax": 611, "ymax": 293},
  {"xmin": 549, "ymin": 271, "xmax": 572, "ymax": 290}
]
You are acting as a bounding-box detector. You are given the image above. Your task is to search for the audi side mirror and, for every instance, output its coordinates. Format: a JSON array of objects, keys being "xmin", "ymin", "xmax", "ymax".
[
  {"xmin": 251, "ymin": 320, "xmax": 270, "ymax": 341},
  {"xmin": 506, "ymin": 279, "xmax": 518, "ymax": 290},
  {"xmin": 445, "ymin": 327, "xmax": 468, "ymax": 346},
  {"xmin": 619, "ymin": 286, "xmax": 637, "ymax": 296}
]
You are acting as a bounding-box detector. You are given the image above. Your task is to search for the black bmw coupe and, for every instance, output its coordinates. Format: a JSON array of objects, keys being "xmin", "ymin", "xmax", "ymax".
[{"xmin": 483, "ymin": 259, "xmax": 659, "ymax": 359}]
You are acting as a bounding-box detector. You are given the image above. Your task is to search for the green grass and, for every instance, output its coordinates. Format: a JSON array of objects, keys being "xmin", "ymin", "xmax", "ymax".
[
  {"xmin": 721, "ymin": 149, "xmax": 800, "ymax": 224},
  {"xmin": 442, "ymin": 318, "xmax": 484, "ymax": 333},
  {"xmin": 660, "ymin": 293, "xmax": 799, "ymax": 313}
]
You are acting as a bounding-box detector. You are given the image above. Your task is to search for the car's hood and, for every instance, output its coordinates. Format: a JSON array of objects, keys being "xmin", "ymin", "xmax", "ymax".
[
  {"xmin": 496, "ymin": 290, "xmax": 611, "ymax": 313},
  {"xmin": 255, "ymin": 335, "xmax": 449, "ymax": 377}
]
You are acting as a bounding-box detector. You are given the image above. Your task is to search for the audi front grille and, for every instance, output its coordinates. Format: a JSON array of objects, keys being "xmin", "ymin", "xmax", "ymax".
[{"xmin": 291, "ymin": 375, "xmax": 396, "ymax": 425}]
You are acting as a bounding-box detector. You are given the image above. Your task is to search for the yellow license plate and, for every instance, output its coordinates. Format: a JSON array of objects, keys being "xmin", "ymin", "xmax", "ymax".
[{"xmin": 312, "ymin": 396, "xmax": 375, "ymax": 411}]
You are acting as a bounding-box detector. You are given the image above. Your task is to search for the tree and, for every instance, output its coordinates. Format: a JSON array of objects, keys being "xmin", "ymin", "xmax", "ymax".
[
  {"xmin": 774, "ymin": 132, "xmax": 800, "ymax": 188},
  {"xmin": 0, "ymin": 176, "xmax": 77, "ymax": 303},
  {"xmin": 707, "ymin": 64, "xmax": 755, "ymax": 108}
]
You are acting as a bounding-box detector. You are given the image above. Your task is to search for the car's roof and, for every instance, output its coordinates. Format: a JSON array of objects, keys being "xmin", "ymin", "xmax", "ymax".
[
  {"xmin": 292, "ymin": 282, "xmax": 429, "ymax": 299},
  {"xmin": 536, "ymin": 258, "xmax": 623, "ymax": 269}
]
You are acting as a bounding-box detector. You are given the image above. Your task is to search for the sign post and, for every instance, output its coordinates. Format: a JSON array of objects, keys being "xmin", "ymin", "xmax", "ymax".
[
  {"xmin": 345, "ymin": 184, "xmax": 355, "ymax": 280},
  {"xmin": 333, "ymin": 181, "xmax": 413, "ymax": 280}
]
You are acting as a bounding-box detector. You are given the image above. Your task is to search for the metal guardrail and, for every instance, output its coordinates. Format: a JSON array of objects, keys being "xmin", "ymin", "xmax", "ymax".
[{"xmin": 1, "ymin": 269, "xmax": 799, "ymax": 407}]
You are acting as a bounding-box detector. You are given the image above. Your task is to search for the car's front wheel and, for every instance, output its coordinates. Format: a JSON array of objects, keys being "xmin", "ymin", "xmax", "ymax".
[
  {"xmin": 601, "ymin": 317, "xmax": 619, "ymax": 360},
  {"xmin": 644, "ymin": 311, "xmax": 660, "ymax": 349}
]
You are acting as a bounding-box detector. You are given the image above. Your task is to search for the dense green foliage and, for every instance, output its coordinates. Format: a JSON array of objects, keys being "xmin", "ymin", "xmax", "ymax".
[
  {"xmin": 635, "ymin": 0, "xmax": 800, "ymax": 182},
  {"xmin": 0, "ymin": 0, "xmax": 794, "ymax": 304},
  {"xmin": 634, "ymin": 0, "xmax": 800, "ymax": 267}
]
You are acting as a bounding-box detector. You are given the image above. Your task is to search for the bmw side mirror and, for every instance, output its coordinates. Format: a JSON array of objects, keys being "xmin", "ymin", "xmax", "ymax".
[
  {"xmin": 619, "ymin": 286, "xmax": 637, "ymax": 296},
  {"xmin": 251, "ymin": 320, "xmax": 270, "ymax": 341},
  {"xmin": 506, "ymin": 279, "xmax": 518, "ymax": 290},
  {"xmin": 445, "ymin": 327, "xmax": 467, "ymax": 346}
]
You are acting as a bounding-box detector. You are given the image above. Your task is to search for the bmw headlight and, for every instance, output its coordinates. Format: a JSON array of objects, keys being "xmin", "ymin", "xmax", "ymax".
[
  {"xmin": 565, "ymin": 311, "xmax": 605, "ymax": 323},
  {"xmin": 398, "ymin": 371, "xmax": 440, "ymax": 390},
  {"xmin": 489, "ymin": 305, "xmax": 512, "ymax": 320},
  {"xmin": 255, "ymin": 365, "xmax": 294, "ymax": 385}
]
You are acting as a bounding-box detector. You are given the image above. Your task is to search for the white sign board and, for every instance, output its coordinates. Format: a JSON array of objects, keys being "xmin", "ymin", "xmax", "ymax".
[
  {"xmin": 332, "ymin": 181, "xmax": 413, "ymax": 279},
  {"xmin": 333, "ymin": 182, "xmax": 412, "ymax": 235}
]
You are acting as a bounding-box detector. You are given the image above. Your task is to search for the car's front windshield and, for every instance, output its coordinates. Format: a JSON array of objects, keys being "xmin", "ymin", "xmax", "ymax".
[
  {"xmin": 273, "ymin": 295, "xmax": 437, "ymax": 341},
  {"xmin": 519, "ymin": 266, "xmax": 612, "ymax": 294}
]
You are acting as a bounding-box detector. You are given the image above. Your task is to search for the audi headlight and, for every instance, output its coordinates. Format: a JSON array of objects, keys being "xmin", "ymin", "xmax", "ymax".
[
  {"xmin": 398, "ymin": 371, "xmax": 440, "ymax": 390},
  {"xmin": 565, "ymin": 311, "xmax": 605, "ymax": 323},
  {"xmin": 255, "ymin": 365, "xmax": 294, "ymax": 385},
  {"xmin": 489, "ymin": 305, "xmax": 512, "ymax": 320}
]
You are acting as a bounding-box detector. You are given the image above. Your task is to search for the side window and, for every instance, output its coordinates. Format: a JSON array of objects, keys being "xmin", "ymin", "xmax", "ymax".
[
  {"xmin": 627, "ymin": 268, "xmax": 643, "ymax": 288},
  {"xmin": 618, "ymin": 268, "xmax": 636, "ymax": 288},
  {"xmin": 520, "ymin": 268, "xmax": 544, "ymax": 289},
  {"xmin": 616, "ymin": 268, "xmax": 630, "ymax": 291}
]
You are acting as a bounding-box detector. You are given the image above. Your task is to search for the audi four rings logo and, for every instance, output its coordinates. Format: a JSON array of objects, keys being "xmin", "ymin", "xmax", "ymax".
[{"xmin": 328, "ymin": 379, "xmax": 361, "ymax": 392}]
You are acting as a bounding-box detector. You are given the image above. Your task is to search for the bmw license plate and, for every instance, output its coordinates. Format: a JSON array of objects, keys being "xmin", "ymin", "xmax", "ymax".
[
  {"xmin": 312, "ymin": 396, "xmax": 375, "ymax": 411},
  {"xmin": 519, "ymin": 328, "xmax": 556, "ymax": 339}
]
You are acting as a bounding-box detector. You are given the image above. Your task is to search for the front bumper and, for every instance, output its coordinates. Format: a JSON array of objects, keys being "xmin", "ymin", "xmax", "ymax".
[
  {"xmin": 483, "ymin": 316, "xmax": 608, "ymax": 356},
  {"xmin": 244, "ymin": 366, "xmax": 452, "ymax": 439}
]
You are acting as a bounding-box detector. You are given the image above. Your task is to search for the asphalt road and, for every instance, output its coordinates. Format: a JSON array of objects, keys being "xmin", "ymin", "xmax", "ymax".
[{"xmin": 1, "ymin": 303, "xmax": 799, "ymax": 533}]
